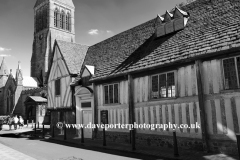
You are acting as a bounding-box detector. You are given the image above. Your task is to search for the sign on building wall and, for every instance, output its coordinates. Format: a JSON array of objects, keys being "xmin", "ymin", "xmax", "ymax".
[{"xmin": 101, "ymin": 110, "xmax": 108, "ymax": 124}]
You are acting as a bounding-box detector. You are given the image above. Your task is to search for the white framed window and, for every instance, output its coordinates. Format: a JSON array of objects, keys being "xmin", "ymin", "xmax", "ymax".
[
  {"xmin": 222, "ymin": 56, "xmax": 240, "ymax": 89},
  {"xmin": 104, "ymin": 83, "xmax": 119, "ymax": 104},
  {"xmin": 151, "ymin": 71, "xmax": 176, "ymax": 99}
]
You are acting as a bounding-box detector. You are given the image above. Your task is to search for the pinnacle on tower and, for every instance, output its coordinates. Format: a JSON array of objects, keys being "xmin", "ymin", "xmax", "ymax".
[
  {"xmin": 16, "ymin": 61, "xmax": 23, "ymax": 86},
  {"xmin": 0, "ymin": 57, "xmax": 9, "ymax": 76}
]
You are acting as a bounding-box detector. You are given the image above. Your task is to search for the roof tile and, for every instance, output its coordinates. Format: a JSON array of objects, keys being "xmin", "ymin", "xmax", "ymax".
[{"xmin": 56, "ymin": 40, "xmax": 88, "ymax": 75}]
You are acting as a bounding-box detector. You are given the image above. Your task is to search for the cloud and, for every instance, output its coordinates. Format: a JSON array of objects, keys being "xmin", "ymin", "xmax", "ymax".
[
  {"xmin": 0, "ymin": 54, "xmax": 11, "ymax": 57},
  {"xmin": 88, "ymin": 29, "xmax": 99, "ymax": 35},
  {"xmin": 88, "ymin": 29, "xmax": 114, "ymax": 36},
  {"xmin": 0, "ymin": 47, "xmax": 11, "ymax": 52}
]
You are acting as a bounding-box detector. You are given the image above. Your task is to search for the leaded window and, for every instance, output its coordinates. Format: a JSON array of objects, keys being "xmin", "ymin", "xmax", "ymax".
[
  {"xmin": 66, "ymin": 12, "xmax": 71, "ymax": 31},
  {"xmin": 61, "ymin": 11, "xmax": 65, "ymax": 29},
  {"xmin": 54, "ymin": 8, "xmax": 59, "ymax": 27},
  {"xmin": 151, "ymin": 72, "xmax": 175, "ymax": 99},
  {"xmin": 104, "ymin": 83, "xmax": 119, "ymax": 104},
  {"xmin": 223, "ymin": 57, "xmax": 240, "ymax": 89}
]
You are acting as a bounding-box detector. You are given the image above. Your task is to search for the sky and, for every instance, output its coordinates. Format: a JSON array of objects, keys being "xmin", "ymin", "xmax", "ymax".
[{"xmin": 0, "ymin": 0, "xmax": 185, "ymax": 77}]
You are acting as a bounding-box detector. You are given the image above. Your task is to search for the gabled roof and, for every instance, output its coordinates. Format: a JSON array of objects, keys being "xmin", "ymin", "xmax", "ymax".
[
  {"xmin": 25, "ymin": 96, "xmax": 47, "ymax": 103},
  {"xmin": 56, "ymin": 40, "xmax": 89, "ymax": 75},
  {"xmin": 82, "ymin": 0, "xmax": 240, "ymax": 81},
  {"xmin": 0, "ymin": 57, "xmax": 9, "ymax": 76},
  {"xmin": 34, "ymin": 0, "xmax": 74, "ymax": 8},
  {"xmin": 82, "ymin": 19, "xmax": 156, "ymax": 80}
]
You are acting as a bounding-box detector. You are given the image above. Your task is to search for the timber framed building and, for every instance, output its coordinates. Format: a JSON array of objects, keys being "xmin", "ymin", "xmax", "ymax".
[{"xmin": 47, "ymin": 0, "xmax": 240, "ymax": 155}]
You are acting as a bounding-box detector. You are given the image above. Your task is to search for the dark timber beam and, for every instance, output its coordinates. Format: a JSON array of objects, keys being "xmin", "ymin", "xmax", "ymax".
[
  {"xmin": 93, "ymin": 83, "xmax": 98, "ymax": 139},
  {"xmin": 128, "ymin": 74, "xmax": 136, "ymax": 150},
  {"xmin": 195, "ymin": 60, "xmax": 210, "ymax": 152}
]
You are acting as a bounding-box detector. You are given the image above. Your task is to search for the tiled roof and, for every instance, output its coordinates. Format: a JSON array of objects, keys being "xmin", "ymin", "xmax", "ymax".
[
  {"xmin": 34, "ymin": 0, "xmax": 74, "ymax": 8},
  {"xmin": 56, "ymin": 40, "xmax": 89, "ymax": 75},
  {"xmin": 83, "ymin": 19, "xmax": 156, "ymax": 80},
  {"xmin": 82, "ymin": 0, "xmax": 240, "ymax": 81}
]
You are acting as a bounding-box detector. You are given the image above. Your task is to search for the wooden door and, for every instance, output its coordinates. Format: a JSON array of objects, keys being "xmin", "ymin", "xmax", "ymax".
[{"xmin": 82, "ymin": 110, "xmax": 92, "ymax": 138}]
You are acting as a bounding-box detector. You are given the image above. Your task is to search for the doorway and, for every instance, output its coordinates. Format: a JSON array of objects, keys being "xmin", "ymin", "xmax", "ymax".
[{"xmin": 82, "ymin": 110, "xmax": 92, "ymax": 138}]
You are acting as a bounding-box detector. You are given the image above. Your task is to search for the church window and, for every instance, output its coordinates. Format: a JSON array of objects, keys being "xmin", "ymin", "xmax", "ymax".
[
  {"xmin": 66, "ymin": 12, "xmax": 71, "ymax": 31},
  {"xmin": 61, "ymin": 11, "xmax": 65, "ymax": 29},
  {"xmin": 59, "ymin": 11, "xmax": 62, "ymax": 29},
  {"xmin": 54, "ymin": 8, "xmax": 59, "ymax": 27}
]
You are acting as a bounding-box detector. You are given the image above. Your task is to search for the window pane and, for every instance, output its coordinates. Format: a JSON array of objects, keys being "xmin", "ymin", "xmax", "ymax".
[
  {"xmin": 114, "ymin": 84, "xmax": 119, "ymax": 103},
  {"xmin": 159, "ymin": 74, "xmax": 167, "ymax": 97},
  {"xmin": 236, "ymin": 57, "xmax": 240, "ymax": 86},
  {"xmin": 167, "ymin": 72, "xmax": 175, "ymax": 97},
  {"xmin": 152, "ymin": 75, "xmax": 159, "ymax": 99},
  {"xmin": 109, "ymin": 85, "xmax": 114, "ymax": 103},
  {"xmin": 223, "ymin": 58, "xmax": 238, "ymax": 89},
  {"xmin": 104, "ymin": 86, "xmax": 109, "ymax": 104}
]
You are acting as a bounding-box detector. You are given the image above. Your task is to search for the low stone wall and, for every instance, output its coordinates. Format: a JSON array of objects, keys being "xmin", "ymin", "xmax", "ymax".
[{"xmin": 95, "ymin": 131, "xmax": 237, "ymax": 155}]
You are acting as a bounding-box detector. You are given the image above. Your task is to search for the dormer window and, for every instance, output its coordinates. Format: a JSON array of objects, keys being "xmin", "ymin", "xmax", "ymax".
[
  {"xmin": 164, "ymin": 11, "xmax": 174, "ymax": 34},
  {"xmin": 155, "ymin": 7, "xmax": 189, "ymax": 38}
]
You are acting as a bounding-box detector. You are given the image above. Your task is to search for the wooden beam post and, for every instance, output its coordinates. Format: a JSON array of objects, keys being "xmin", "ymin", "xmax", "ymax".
[
  {"xmin": 93, "ymin": 83, "xmax": 98, "ymax": 139},
  {"xmin": 128, "ymin": 74, "xmax": 136, "ymax": 151},
  {"xmin": 195, "ymin": 60, "xmax": 210, "ymax": 152}
]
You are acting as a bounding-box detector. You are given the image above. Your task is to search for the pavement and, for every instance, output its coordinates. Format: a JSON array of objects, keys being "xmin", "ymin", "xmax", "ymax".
[
  {"xmin": 0, "ymin": 125, "xmax": 239, "ymax": 160},
  {"xmin": 0, "ymin": 139, "xmax": 36, "ymax": 160}
]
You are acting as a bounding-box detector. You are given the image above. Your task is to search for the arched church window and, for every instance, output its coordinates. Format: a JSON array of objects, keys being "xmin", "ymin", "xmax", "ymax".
[
  {"xmin": 61, "ymin": 11, "xmax": 65, "ymax": 29},
  {"xmin": 66, "ymin": 12, "xmax": 71, "ymax": 31},
  {"xmin": 59, "ymin": 11, "xmax": 63, "ymax": 29},
  {"xmin": 54, "ymin": 8, "xmax": 59, "ymax": 27}
]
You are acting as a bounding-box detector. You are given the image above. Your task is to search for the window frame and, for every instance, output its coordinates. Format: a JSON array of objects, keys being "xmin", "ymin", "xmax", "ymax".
[
  {"xmin": 103, "ymin": 82, "xmax": 120, "ymax": 105},
  {"xmin": 222, "ymin": 56, "xmax": 240, "ymax": 90},
  {"xmin": 150, "ymin": 70, "xmax": 177, "ymax": 100},
  {"xmin": 55, "ymin": 78, "xmax": 61, "ymax": 96}
]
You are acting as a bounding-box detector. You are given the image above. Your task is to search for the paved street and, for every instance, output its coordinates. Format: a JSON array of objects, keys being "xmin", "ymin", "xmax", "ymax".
[{"xmin": 0, "ymin": 125, "xmax": 162, "ymax": 160}]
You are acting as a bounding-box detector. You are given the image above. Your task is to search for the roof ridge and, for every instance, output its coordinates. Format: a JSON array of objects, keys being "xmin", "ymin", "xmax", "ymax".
[
  {"xmin": 89, "ymin": 18, "xmax": 156, "ymax": 48},
  {"xmin": 56, "ymin": 40, "xmax": 89, "ymax": 47}
]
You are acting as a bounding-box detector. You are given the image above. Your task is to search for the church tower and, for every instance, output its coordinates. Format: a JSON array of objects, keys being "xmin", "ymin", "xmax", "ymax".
[{"xmin": 31, "ymin": 0, "xmax": 75, "ymax": 87}]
